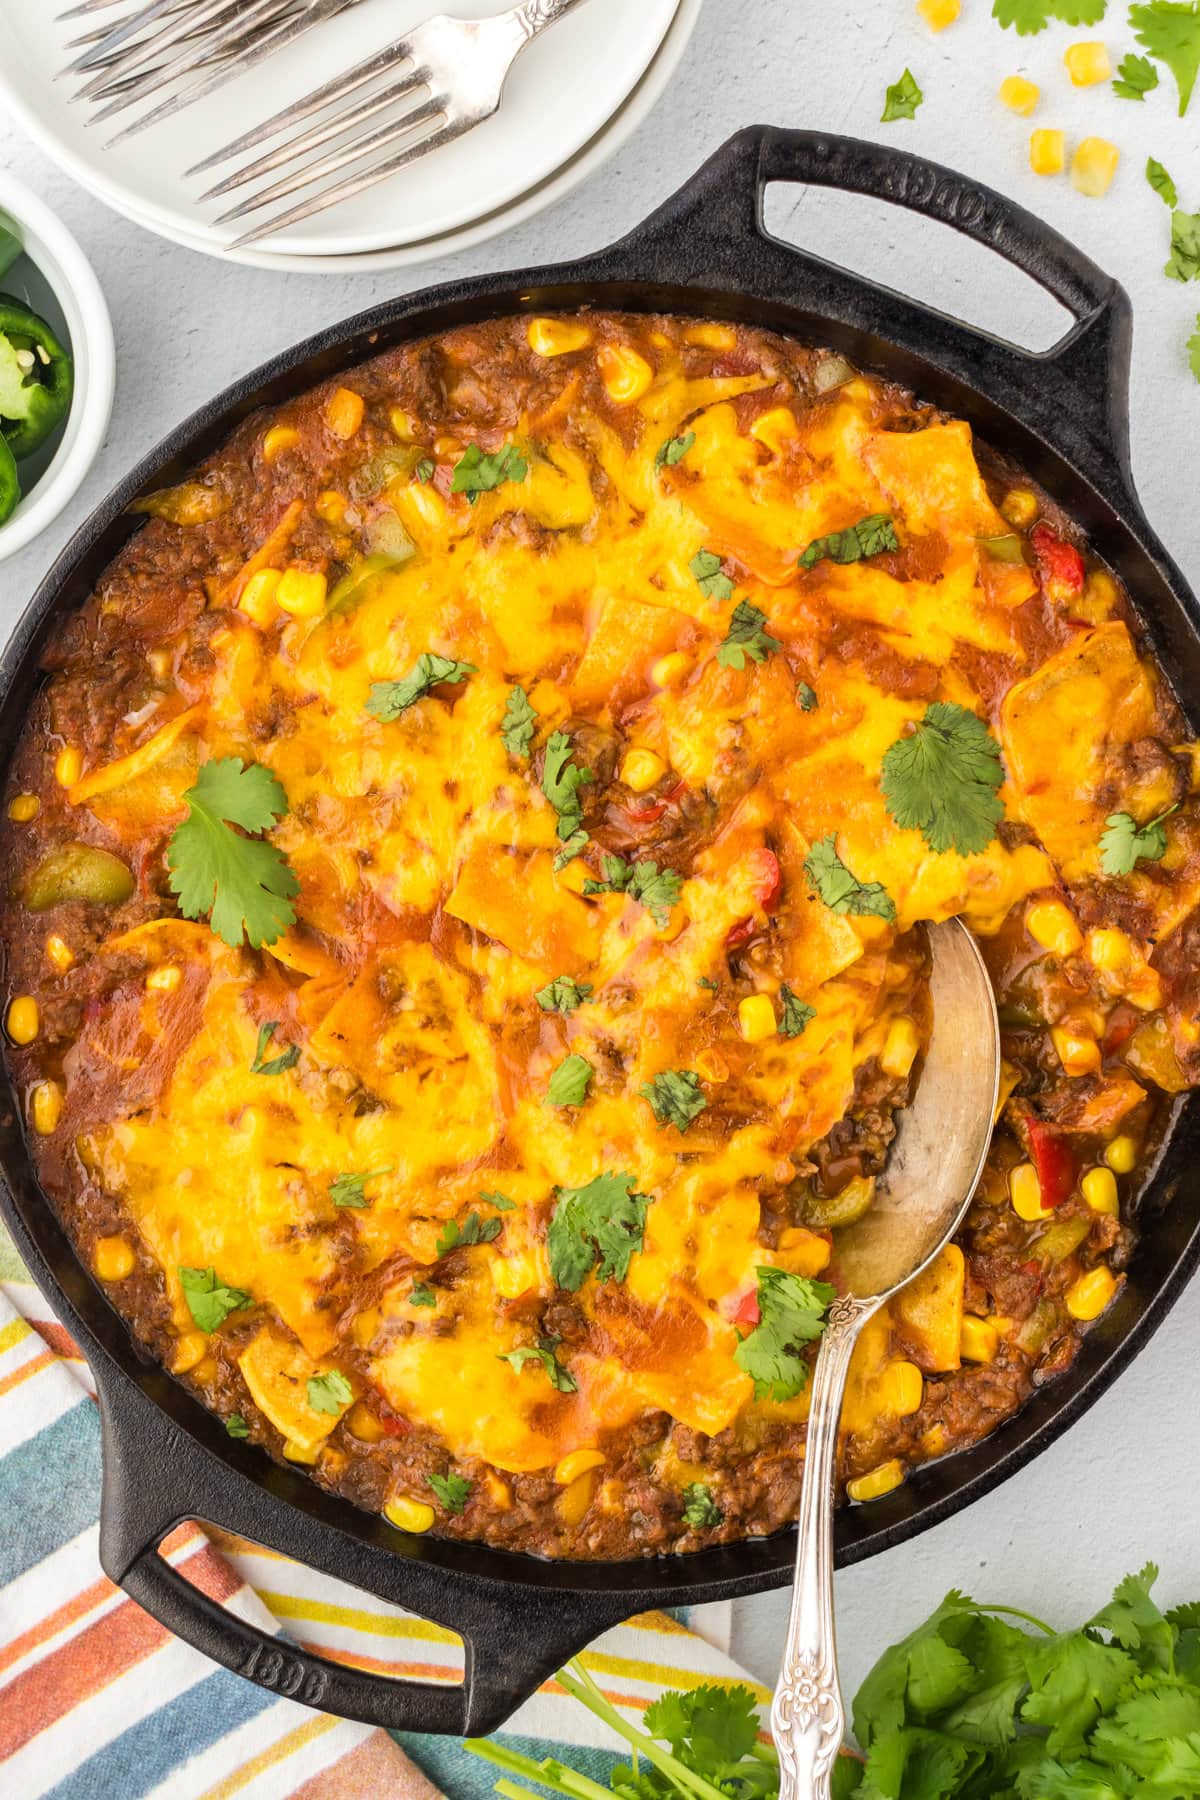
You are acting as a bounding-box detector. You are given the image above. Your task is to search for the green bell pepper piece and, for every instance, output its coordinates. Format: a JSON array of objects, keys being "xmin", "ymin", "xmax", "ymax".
[
  {"xmin": 0, "ymin": 432, "xmax": 18, "ymax": 525},
  {"xmin": 0, "ymin": 226, "xmax": 22, "ymax": 282},
  {"xmin": 0, "ymin": 297, "xmax": 73, "ymax": 462}
]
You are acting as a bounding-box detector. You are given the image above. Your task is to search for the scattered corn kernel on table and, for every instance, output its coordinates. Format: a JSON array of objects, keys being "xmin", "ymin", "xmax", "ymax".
[{"xmin": 1, "ymin": 0, "xmax": 1198, "ymax": 1729}]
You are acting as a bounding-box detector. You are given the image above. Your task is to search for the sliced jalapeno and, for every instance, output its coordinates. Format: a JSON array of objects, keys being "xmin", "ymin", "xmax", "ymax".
[
  {"xmin": 0, "ymin": 297, "xmax": 73, "ymax": 462},
  {"xmin": 0, "ymin": 433, "xmax": 18, "ymax": 525}
]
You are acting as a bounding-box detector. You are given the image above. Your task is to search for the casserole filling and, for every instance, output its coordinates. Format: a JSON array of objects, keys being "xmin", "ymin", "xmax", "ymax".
[{"xmin": 3, "ymin": 312, "xmax": 1198, "ymax": 1558}]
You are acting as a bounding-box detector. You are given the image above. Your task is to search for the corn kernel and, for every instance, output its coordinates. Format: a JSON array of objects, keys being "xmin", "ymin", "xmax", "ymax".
[
  {"xmin": 920, "ymin": 1424, "xmax": 948, "ymax": 1458},
  {"xmin": 1002, "ymin": 488, "xmax": 1039, "ymax": 528},
  {"xmin": 262, "ymin": 425, "xmax": 300, "ymax": 463},
  {"xmin": 1087, "ymin": 927, "xmax": 1131, "ymax": 973},
  {"xmin": 961, "ymin": 1315, "xmax": 1000, "ymax": 1363},
  {"xmin": 484, "ymin": 1470, "xmax": 513, "ymax": 1510},
  {"xmin": 847, "ymin": 1460, "xmax": 906, "ymax": 1503},
  {"xmin": 1105, "ymin": 1134, "xmax": 1137, "ymax": 1175},
  {"xmin": 326, "ymin": 387, "xmax": 365, "ymax": 439},
  {"xmin": 777, "ymin": 1227, "xmax": 833, "ymax": 1277},
  {"xmin": 45, "ymin": 934, "xmax": 74, "ymax": 973},
  {"xmin": 1082, "ymin": 1166, "xmax": 1120, "ymax": 1216},
  {"xmin": 1051, "ymin": 1027, "xmax": 1102, "ymax": 1076},
  {"xmin": 351, "ymin": 1306, "xmax": 380, "ymax": 1348},
  {"xmin": 749, "ymin": 407, "xmax": 800, "ymax": 454},
  {"xmin": 999, "ymin": 74, "xmax": 1040, "ymax": 114},
  {"xmin": 880, "ymin": 1016, "xmax": 920, "ymax": 1080},
  {"xmin": 527, "ymin": 316, "xmax": 592, "ymax": 356},
  {"xmin": 315, "ymin": 489, "xmax": 347, "ymax": 527},
  {"xmin": 283, "ymin": 1439, "xmax": 319, "ymax": 1464},
  {"xmin": 345, "ymin": 1400, "xmax": 387, "ymax": 1443},
  {"xmin": 558, "ymin": 1469, "xmax": 598, "ymax": 1526},
  {"xmin": 918, "ymin": 0, "xmax": 960, "ymax": 26},
  {"xmin": 93, "ymin": 1236, "xmax": 135, "ymax": 1282},
  {"xmin": 8, "ymin": 793, "xmax": 39, "ymax": 822},
  {"xmin": 1083, "ymin": 570, "xmax": 1118, "ymax": 615},
  {"xmin": 491, "ymin": 1254, "xmax": 537, "ymax": 1299},
  {"xmin": 173, "ymin": 1331, "xmax": 209, "ymax": 1373},
  {"xmin": 738, "ymin": 994, "xmax": 778, "ymax": 1043},
  {"xmin": 1030, "ymin": 130, "xmax": 1066, "ymax": 178},
  {"xmin": 276, "ymin": 568, "xmax": 328, "ymax": 618},
  {"xmin": 685, "ymin": 322, "xmax": 737, "ymax": 349},
  {"xmin": 881, "ymin": 1360, "xmax": 924, "ymax": 1416},
  {"xmin": 1027, "ymin": 899, "xmax": 1082, "ymax": 957},
  {"xmin": 598, "ymin": 344, "xmax": 653, "ymax": 404},
  {"xmin": 555, "ymin": 1448, "xmax": 605, "ymax": 1486},
  {"xmin": 1126, "ymin": 966, "xmax": 1164, "ymax": 1012},
  {"xmin": 54, "ymin": 746, "xmax": 82, "ymax": 789},
  {"xmin": 651, "ymin": 652, "xmax": 690, "ymax": 689},
  {"xmin": 1064, "ymin": 40, "xmax": 1111, "ymax": 85},
  {"xmin": 30, "ymin": 1079, "xmax": 63, "ymax": 1136},
  {"xmin": 389, "ymin": 407, "xmax": 414, "ymax": 440},
  {"xmin": 239, "ymin": 567, "xmax": 281, "ymax": 626},
  {"xmin": 385, "ymin": 1495, "xmax": 436, "ymax": 1533},
  {"xmin": 995, "ymin": 1059, "xmax": 1020, "ymax": 1125},
  {"xmin": 146, "ymin": 964, "xmax": 182, "ymax": 993},
  {"xmin": 1071, "ymin": 137, "xmax": 1120, "ymax": 198},
  {"xmin": 620, "ymin": 748, "xmax": 667, "ymax": 793},
  {"xmin": 1065, "ymin": 1266, "xmax": 1118, "ymax": 1321},
  {"xmin": 6, "ymin": 995, "xmax": 39, "ymax": 1045},
  {"xmin": 1010, "ymin": 1161, "xmax": 1051, "ymax": 1222}
]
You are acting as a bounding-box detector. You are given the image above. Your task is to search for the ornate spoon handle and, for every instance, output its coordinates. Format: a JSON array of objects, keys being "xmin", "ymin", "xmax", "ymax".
[{"xmin": 771, "ymin": 1294, "xmax": 879, "ymax": 1799}]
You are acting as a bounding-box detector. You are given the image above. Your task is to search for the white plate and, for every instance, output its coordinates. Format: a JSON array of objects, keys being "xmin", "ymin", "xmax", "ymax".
[
  {"xmin": 26, "ymin": 0, "xmax": 702, "ymax": 274},
  {"xmin": 0, "ymin": 0, "xmax": 681, "ymax": 261}
]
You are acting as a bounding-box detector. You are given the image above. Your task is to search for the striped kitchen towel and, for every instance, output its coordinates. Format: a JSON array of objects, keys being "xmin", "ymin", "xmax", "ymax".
[{"xmin": 0, "ymin": 1232, "xmax": 765, "ymax": 1799}]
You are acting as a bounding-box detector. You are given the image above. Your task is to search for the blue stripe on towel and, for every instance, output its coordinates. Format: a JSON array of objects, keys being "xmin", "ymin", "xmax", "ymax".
[{"xmin": 0, "ymin": 1400, "xmax": 100, "ymax": 1585}]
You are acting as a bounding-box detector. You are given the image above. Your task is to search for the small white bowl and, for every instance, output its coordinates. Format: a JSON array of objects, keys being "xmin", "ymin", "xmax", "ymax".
[{"xmin": 0, "ymin": 173, "xmax": 114, "ymax": 563}]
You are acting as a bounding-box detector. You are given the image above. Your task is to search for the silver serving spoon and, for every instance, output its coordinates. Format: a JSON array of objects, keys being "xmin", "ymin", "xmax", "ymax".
[{"xmin": 771, "ymin": 917, "xmax": 1000, "ymax": 1798}]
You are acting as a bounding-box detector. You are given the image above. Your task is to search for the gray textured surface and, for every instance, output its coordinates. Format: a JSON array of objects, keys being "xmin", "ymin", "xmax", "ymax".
[{"xmin": 1, "ymin": 0, "xmax": 1198, "ymax": 1713}]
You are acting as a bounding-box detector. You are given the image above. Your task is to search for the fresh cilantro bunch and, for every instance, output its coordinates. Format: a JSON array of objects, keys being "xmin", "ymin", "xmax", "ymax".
[
  {"xmin": 547, "ymin": 1171, "xmax": 652, "ymax": 1292},
  {"xmin": 735, "ymin": 1266, "xmax": 837, "ymax": 1401},
  {"xmin": 167, "ymin": 757, "xmax": 299, "ymax": 950},
  {"xmin": 881, "ymin": 702, "xmax": 1006, "ymax": 857}
]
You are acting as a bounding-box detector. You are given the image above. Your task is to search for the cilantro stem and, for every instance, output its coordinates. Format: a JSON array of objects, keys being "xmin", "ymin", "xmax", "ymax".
[
  {"xmin": 467, "ymin": 1740, "xmax": 610, "ymax": 1799},
  {"xmin": 496, "ymin": 1781, "xmax": 555, "ymax": 1800},
  {"xmin": 557, "ymin": 1661, "xmax": 728, "ymax": 1800},
  {"xmin": 975, "ymin": 1601, "xmax": 1055, "ymax": 1635}
]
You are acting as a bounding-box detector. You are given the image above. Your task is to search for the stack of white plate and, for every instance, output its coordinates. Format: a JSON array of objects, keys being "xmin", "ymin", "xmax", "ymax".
[{"xmin": 0, "ymin": 0, "xmax": 700, "ymax": 272}]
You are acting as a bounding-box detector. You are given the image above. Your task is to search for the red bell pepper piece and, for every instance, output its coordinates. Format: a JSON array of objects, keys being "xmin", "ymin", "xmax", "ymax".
[
  {"xmin": 732, "ymin": 1286, "xmax": 760, "ymax": 1327},
  {"xmin": 1027, "ymin": 1118, "xmax": 1077, "ymax": 1209},
  {"xmin": 1030, "ymin": 524, "xmax": 1086, "ymax": 601},
  {"xmin": 726, "ymin": 848, "xmax": 783, "ymax": 948},
  {"xmin": 623, "ymin": 778, "xmax": 685, "ymax": 828}
]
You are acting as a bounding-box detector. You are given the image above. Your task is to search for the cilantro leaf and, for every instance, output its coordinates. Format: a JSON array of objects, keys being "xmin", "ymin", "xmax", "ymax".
[
  {"xmin": 535, "ymin": 975, "xmax": 594, "ymax": 1014},
  {"xmin": 547, "ymin": 1171, "xmax": 652, "ymax": 1291},
  {"xmin": 414, "ymin": 456, "xmax": 434, "ymax": 483},
  {"xmin": 427, "ymin": 1470, "xmax": 472, "ymax": 1514},
  {"xmin": 805, "ymin": 834, "xmax": 897, "ymax": 921},
  {"xmin": 690, "ymin": 547, "xmax": 735, "ymax": 602},
  {"xmin": 681, "ymin": 1482, "xmax": 723, "ymax": 1528},
  {"xmin": 799, "ymin": 513, "xmax": 899, "ymax": 570},
  {"xmin": 552, "ymin": 829, "xmax": 590, "ymax": 871},
  {"xmin": 716, "ymin": 599, "xmax": 781, "ymax": 669},
  {"xmin": 541, "ymin": 729, "xmax": 593, "ymax": 844},
  {"xmin": 935, "ymin": 1610, "xmax": 1031, "ymax": 1746},
  {"xmin": 478, "ymin": 1190, "xmax": 517, "ymax": 1211},
  {"xmin": 328, "ymin": 1165, "xmax": 391, "ymax": 1208},
  {"xmin": 1146, "ymin": 157, "xmax": 1178, "ymax": 205},
  {"xmin": 546, "ymin": 1053, "xmax": 593, "ymax": 1108},
  {"xmin": 644, "ymin": 1683, "xmax": 760, "ymax": 1768},
  {"xmin": 501, "ymin": 684, "xmax": 537, "ymax": 757},
  {"xmin": 1190, "ymin": 313, "xmax": 1200, "ymax": 381},
  {"xmin": 436, "ymin": 1210, "xmax": 503, "ymax": 1256},
  {"xmin": 1131, "ymin": 0, "xmax": 1200, "ymax": 115},
  {"xmin": 180, "ymin": 1265, "xmax": 252, "ymax": 1332},
  {"xmin": 1088, "ymin": 1563, "xmax": 1175, "ymax": 1670},
  {"xmin": 993, "ymin": 0, "xmax": 1105, "ymax": 29},
  {"xmin": 640, "ymin": 1068, "xmax": 707, "ymax": 1133},
  {"xmin": 1099, "ymin": 805, "xmax": 1176, "ymax": 875},
  {"xmin": 1167, "ymin": 208, "xmax": 1200, "ymax": 280},
  {"xmin": 1115, "ymin": 51, "xmax": 1161, "ymax": 94},
  {"xmin": 367, "ymin": 653, "xmax": 477, "ymax": 720},
  {"xmin": 734, "ymin": 1265, "xmax": 836, "ymax": 1400},
  {"xmin": 860, "ymin": 1726, "xmax": 984, "ymax": 1797},
  {"xmin": 853, "ymin": 1591, "xmax": 980, "ymax": 1747},
  {"xmin": 656, "ymin": 430, "xmax": 695, "ymax": 468},
  {"xmin": 250, "ymin": 1020, "xmax": 300, "ymax": 1076},
  {"xmin": 167, "ymin": 757, "xmax": 299, "ymax": 950},
  {"xmin": 1021, "ymin": 1631, "xmax": 1138, "ymax": 1756},
  {"xmin": 779, "ymin": 983, "xmax": 816, "ymax": 1037},
  {"xmin": 450, "ymin": 442, "xmax": 527, "ymax": 502},
  {"xmin": 409, "ymin": 1283, "xmax": 437, "ymax": 1307},
  {"xmin": 583, "ymin": 853, "xmax": 682, "ymax": 927},
  {"xmin": 499, "ymin": 1335, "xmax": 577, "ymax": 1393},
  {"xmin": 797, "ymin": 680, "xmax": 819, "ymax": 711},
  {"xmin": 225, "ymin": 1413, "xmax": 250, "ymax": 1438},
  {"xmin": 881, "ymin": 701, "xmax": 1006, "ymax": 856},
  {"xmin": 306, "ymin": 1370, "xmax": 352, "ymax": 1415},
  {"xmin": 882, "ymin": 68, "xmax": 924, "ymax": 121}
]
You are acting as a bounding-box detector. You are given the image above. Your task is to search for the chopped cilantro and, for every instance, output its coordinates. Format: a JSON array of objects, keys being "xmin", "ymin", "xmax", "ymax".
[
  {"xmin": 328, "ymin": 1165, "xmax": 392, "ymax": 1208},
  {"xmin": 541, "ymin": 729, "xmax": 593, "ymax": 846},
  {"xmin": 250, "ymin": 1020, "xmax": 300, "ymax": 1076},
  {"xmin": 640, "ymin": 1068, "xmax": 707, "ymax": 1133},
  {"xmin": 436, "ymin": 1210, "xmax": 503, "ymax": 1256},
  {"xmin": 993, "ymin": 0, "xmax": 1106, "ymax": 34},
  {"xmin": 1147, "ymin": 157, "xmax": 1178, "ymax": 205},
  {"xmin": 479, "ymin": 1190, "xmax": 517, "ymax": 1212},
  {"xmin": 552, "ymin": 829, "xmax": 590, "ymax": 871},
  {"xmin": 799, "ymin": 513, "xmax": 898, "ymax": 571},
  {"xmin": 546, "ymin": 1053, "xmax": 593, "ymax": 1108},
  {"xmin": 1099, "ymin": 804, "xmax": 1178, "ymax": 875},
  {"xmin": 682, "ymin": 1482, "xmax": 724, "ymax": 1529},
  {"xmin": 716, "ymin": 600, "xmax": 781, "ymax": 669},
  {"xmin": 583, "ymin": 853, "xmax": 682, "ymax": 928},
  {"xmin": 881, "ymin": 68, "xmax": 924, "ymax": 121},
  {"xmin": 409, "ymin": 1283, "xmax": 437, "ymax": 1308},
  {"xmin": 697, "ymin": 975, "xmax": 720, "ymax": 992},
  {"xmin": 804, "ymin": 834, "xmax": 897, "ymax": 922},
  {"xmin": 414, "ymin": 456, "xmax": 435, "ymax": 483},
  {"xmin": 734, "ymin": 1265, "xmax": 836, "ymax": 1400},
  {"xmin": 881, "ymin": 701, "xmax": 1006, "ymax": 856},
  {"xmin": 535, "ymin": 975, "xmax": 594, "ymax": 1014},
  {"xmin": 427, "ymin": 1470, "xmax": 472, "ymax": 1514},
  {"xmin": 167, "ymin": 757, "xmax": 299, "ymax": 950},
  {"xmin": 547, "ymin": 1171, "xmax": 652, "ymax": 1291},
  {"xmin": 1115, "ymin": 51, "xmax": 1161, "ymax": 95},
  {"xmin": 656, "ymin": 430, "xmax": 695, "ymax": 468},
  {"xmin": 1166, "ymin": 208, "xmax": 1200, "ymax": 281},
  {"xmin": 499, "ymin": 1336, "xmax": 578, "ymax": 1393},
  {"xmin": 225, "ymin": 1413, "xmax": 250, "ymax": 1439},
  {"xmin": 690, "ymin": 547, "xmax": 735, "ymax": 602},
  {"xmin": 450, "ymin": 442, "xmax": 527, "ymax": 502},
  {"xmin": 367, "ymin": 653, "xmax": 477, "ymax": 720},
  {"xmin": 779, "ymin": 984, "xmax": 815, "ymax": 1038},
  {"xmin": 501, "ymin": 684, "xmax": 538, "ymax": 757},
  {"xmin": 1131, "ymin": 0, "xmax": 1200, "ymax": 115},
  {"xmin": 797, "ymin": 681, "xmax": 818, "ymax": 711},
  {"xmin": 306, "ymin": 1370, "xmax": 352, "ymax": 1415},
  {"xmin": 180, "ymin": 1265, "xmax": 253, "ymax": 1332}
]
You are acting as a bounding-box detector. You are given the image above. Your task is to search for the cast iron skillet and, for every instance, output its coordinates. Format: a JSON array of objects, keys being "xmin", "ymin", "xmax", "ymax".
[{"xmin": 2, "ymin": 127, "xmax": 1199, "ymax": 1737}]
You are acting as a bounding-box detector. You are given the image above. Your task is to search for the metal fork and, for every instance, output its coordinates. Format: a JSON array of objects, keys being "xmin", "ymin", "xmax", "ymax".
[{"xmin": 191, "ymin": 0, "xmax": 594, "ymax": 249}]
